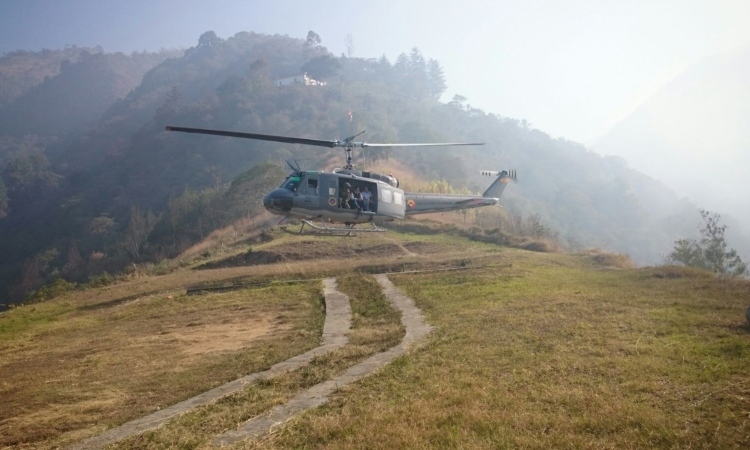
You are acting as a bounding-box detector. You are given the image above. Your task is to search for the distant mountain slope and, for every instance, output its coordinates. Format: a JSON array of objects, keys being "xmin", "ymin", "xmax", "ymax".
[
  {"xmin": 0, "ymin": 49, "xmax": 180, "ymax": 137},
  {"xmin": 0, "ymin": 47, "xmax": 101, "ymax": 109},
  {"xmin": 595, "ymin": 44, "xmax": 750, "ymax": 232}
]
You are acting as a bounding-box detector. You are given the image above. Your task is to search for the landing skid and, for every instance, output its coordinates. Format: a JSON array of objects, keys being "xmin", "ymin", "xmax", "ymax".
[{"xmin": 298, "ymin": 218, "xmax": 386, "ymax": 236}]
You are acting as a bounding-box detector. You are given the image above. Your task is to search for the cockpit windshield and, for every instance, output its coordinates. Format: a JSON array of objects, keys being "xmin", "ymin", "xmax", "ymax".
[{"xmin": 281, "ymin": 175, "xmax": 301, "ymax": 191}]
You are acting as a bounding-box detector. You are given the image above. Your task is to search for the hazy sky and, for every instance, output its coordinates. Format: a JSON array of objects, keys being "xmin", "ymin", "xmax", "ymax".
[{"xmin": 2, "ymin": 0, "xmax": 749, "ymax": 143}]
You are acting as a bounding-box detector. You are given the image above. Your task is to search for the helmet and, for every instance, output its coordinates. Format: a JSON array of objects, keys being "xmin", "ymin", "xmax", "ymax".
[{"xmin": 344, "ymin": 182, "xmax": 351, "ymax": 187}]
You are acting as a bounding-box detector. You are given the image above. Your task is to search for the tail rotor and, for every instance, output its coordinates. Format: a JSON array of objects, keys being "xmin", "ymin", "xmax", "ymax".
[{"xmin": 481, "ymin": 169, "xmax": 517, "ymax": 182}]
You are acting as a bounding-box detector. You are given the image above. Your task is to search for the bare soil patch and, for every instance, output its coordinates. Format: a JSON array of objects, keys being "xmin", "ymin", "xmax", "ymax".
[
  {"xmin": 138, "ymin": 314, "xmax": 282, "ymax": 356},
  {"xmin": 0, "ymin": 284, "xmax": 323, "ymax": 449}
]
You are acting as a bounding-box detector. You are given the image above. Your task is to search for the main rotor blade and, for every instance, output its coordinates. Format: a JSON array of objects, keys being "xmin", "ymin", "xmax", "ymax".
[
  {"xmin": 361, "ymin": 142, "xmax": 485, "ymax": 148},
  {"xmin": 165, "ymin": 126, "xmax": 338, "ymax": 148}
]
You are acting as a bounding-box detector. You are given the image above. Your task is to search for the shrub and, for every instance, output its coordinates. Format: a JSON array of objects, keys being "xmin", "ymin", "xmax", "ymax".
[
  {"xmin": 666, "ymin": 210, "xmax": 747, "ymax": 277},
  {"xmin": 85, "ymin": 271, "xmax": 115, "ymax": 288},
  {"xmin": 25, "ymin": 278, "xmax": 76, "ymax": 303},
  {"xmin": 578, "ymin": 249, "xmax": 634, "ymax": 269}
]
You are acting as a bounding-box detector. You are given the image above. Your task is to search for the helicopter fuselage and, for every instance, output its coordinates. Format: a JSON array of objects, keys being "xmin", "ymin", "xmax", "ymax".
[{"xmin": 262, "ymin": 169, "xmax": 508, "ymax": 224}]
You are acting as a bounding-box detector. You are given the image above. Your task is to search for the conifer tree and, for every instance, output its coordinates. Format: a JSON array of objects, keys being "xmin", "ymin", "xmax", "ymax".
[{"xmin": 427, "ymin": 58, "xmax": 447, "ymax": 99}]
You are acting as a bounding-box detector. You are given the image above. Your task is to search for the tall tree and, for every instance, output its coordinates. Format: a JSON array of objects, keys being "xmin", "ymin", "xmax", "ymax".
[
  {"xmin": 345, "ymin": 33, "xmax": 355, "ymax": 58},
  {"xmin": 197, "ymin": 31, "xmax": 222, "ymax": 49},
  {"xmin": 393, "ymin": 52, "xmax": 409, "ymax": 88},
  {"xmin": 408, "ymin": 47, "xmax": 428, "ymax": 98},
  {"xmin": 301, "ymin": 55, "xmax": 341, "ymax": 80},
  {"xmin": 409, "ymin": 47, "xmax": 427, "ymax": 75},
  {"xmin": 427, "ymin": 59, "xmax": 447, "ymax": 100},
  {"xmin": 305, "ymin": 30, "xmax": 322, "ymax": 48},
  {"xmin": 155, "ymin": 86, "xmax": 182, "ymax": 118},
  {"xmin": 124, "ymin": 206, "xmax": 157, "ymax": 260}
]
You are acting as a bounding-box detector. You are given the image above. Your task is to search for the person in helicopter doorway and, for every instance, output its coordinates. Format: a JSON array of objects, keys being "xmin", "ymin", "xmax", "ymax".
[
  {"xmin": 340, "ymin": 183, "xmax": 352, "ymax": 209},
  {"xmin": 361, "ymin": 186, "xmax": 373, "ymax": 211},
  {"xmin": 352, "ymin": 186, "xmax": 364, "ymax": 210}
]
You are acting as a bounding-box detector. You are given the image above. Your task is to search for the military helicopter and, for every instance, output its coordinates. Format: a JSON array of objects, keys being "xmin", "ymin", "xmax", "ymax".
[{"xmin": 165, "ymin": 126, "xmax": 517, "ymax": 235}]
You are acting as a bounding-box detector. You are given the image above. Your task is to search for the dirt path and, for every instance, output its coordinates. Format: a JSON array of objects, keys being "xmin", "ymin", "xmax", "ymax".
[
  {"xmin": 67, "ymin": 279, "xmax": 351, "ymax": 450},
  {"xmin": 211, "ymin": 274, "xmax": 432, "ymax": 446}
]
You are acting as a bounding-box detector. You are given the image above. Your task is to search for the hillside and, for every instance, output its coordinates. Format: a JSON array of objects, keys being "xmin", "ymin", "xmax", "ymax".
[
  {"xmin": 1, "ymin": 228, "xmax": 748, "ymax": 449},
  {"xmin": 0, "ymin": 46, "xmax": 103, "ymax": 109},
  {"xmin": 0, "ymin": 49, "xmax": 180, "ymax": 137},
  {"xmin": 0, "ymin": 30, "xmax": 740, "ymax": 306},
  {"xmin": 595, "ymin": 44, "xmax": 750, "ymax": 237}
]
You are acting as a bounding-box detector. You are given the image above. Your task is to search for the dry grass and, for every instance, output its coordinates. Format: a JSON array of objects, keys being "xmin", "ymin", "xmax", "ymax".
[
  {"xmin": 177, "ymin": 213, "xmax": 278, "ymax": 262},
  {"xmin": 240, "ymin": 253, "xmax": 750, "ymax": 450},
  {"xmin": 0, "ymin": 284, "xmax": 324, "ymax": 449},
  {"xmin": 577, "ymin": 248, "xmax": 635, "ymax": 269},
  {"xmin": 390, "ymin": 219, "xmax": 562, "ymax": 254},
  {"xmin": 9, "ymin": 228, "xmax": 745, "ymax": 449},
  {"xmin": 111, "ymin": 273, "xmax": 404, "ymax": 450}
]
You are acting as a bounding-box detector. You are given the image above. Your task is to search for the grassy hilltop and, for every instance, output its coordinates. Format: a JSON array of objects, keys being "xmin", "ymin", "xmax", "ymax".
[{"xmin": 1, "ymin": 225, "xmax": 748, "ymax": 449}]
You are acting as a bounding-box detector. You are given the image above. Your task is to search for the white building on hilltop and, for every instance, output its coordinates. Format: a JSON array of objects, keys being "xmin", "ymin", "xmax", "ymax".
[{"xmin": 274, "ymin": 72, "xmax": 326, "ymax": 87}]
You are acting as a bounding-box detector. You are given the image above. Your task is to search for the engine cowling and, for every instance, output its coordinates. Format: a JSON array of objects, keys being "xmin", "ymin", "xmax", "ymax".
[{"xmin": 334, "ymin": 169, "xmax": 399, "ymax": 188}]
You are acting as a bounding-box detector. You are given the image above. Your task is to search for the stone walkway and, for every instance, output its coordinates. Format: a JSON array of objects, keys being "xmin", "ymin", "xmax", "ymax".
[
  {"xmin": 212, "ymin": 274, "xmax": 432, "ymax": 447},
  {"xmin": 67, "ymin": 278, "xmax": 351, "ymax": 450}
]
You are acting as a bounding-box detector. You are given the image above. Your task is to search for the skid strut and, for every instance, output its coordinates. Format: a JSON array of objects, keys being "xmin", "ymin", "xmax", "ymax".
[{"xmin": 298, "ymin": 218, "xmax": 386, "ymax": 236}]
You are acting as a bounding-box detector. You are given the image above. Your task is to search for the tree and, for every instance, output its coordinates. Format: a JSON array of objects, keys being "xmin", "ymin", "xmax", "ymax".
[
  {"xmin": 3, "ymin": 149, "xmax": 58, "ymax": 192},
  {"xmin": 197, "ymin": 31, "xmax": 221, "ymax": 49},
  {"xmin": 667, "ymin": 210, "xmax": 747, "ymax": 277},
  {"xmin": 155, "ymin": 86, "xmax": 182, "ymax": 118},
  {"xmin": 305, "ymin": 31, "xmax": 322, "ymax": 48},
  {"xmin": 393, "ymin": 53, "xmax": 409, "ymax": 76},
  {"xmin": 89, "ymin": 216, "xmax": 116, "ymax": 236},
  {"xmin": 124, "ymin": 206, "xmax": 157, "ymax": 260},
  {"xmin": 449, "ymin": 94, "xmax": 467, "ymax": 109},
  {"xmin": 408, "ymin": 47, "xmax": 428, "ymax": 98},
  {"xmin": 301, "ymin": 55, "xmax": 341, "ymax": 80},
  {"xmin": 249, "ymin": 58, "xmax": 269, "ymax": 79},
  {"xmin": 345, "ymin": 33, "xmax": 355, "ymax": 58},
  {"xmin": 63, "ymin": 241, "xmax": 84, "ymax": 279},
  {"xmin": 427, "ymin": 59, "xmax": 447, "ymax": 99},
  {"xmin": 409, "ymin": 47, "xmax": 426, "ymax": 74}
]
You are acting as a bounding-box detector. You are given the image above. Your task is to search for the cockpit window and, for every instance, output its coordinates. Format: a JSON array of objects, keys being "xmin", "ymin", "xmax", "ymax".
[{"xmin": 281, "ymin": 176, "xmax": 301, "ymax": 191}]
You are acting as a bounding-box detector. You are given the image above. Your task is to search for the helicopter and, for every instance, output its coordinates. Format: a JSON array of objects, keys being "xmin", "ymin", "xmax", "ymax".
[{"xmin": 165, "ymin": 126, "xmax": 517, "ymax": 235}]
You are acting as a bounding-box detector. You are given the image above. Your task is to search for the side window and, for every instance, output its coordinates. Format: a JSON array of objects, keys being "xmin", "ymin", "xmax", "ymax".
[
  {"xmin": 381, "ymin": 189, "xmax": 393, "ymax": 204},
  {"xmin": 307, "ymin": 177, "xmax": 318, "ymax": 194},
  {"xmin": 393, "ymin": 191, "xmax": 403, "ymax": 206}
]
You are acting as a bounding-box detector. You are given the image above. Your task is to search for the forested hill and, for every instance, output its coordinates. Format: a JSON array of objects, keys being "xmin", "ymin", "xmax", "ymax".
[
  {"xmin": 0, "ymin": 47, "xmax": 181, "ymax": 137},
  {"xmin": 0, "ymin": 30, "xmax": 736, "ymax": 305},
  {"xmin": 0, "ymin": 47, "xmax": 102, "ymax": 109}
]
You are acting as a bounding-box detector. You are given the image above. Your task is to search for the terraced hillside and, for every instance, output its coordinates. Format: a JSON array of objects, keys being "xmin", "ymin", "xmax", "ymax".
[{"xmin": 1, "ymin": 226, "xmax": 748, "ymax": 449}]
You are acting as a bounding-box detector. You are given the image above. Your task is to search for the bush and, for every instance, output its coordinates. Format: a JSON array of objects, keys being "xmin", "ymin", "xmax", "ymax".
[
  {"xmin": 25, "ymin": 278, "xmax": 76, "ymax": 303},
  {"xmin": 666, "ymin": 210, "xmax": 747, "ymax": 277},
  {"xmin": 85, "ymin": 271, "xmax": 115, "ymax": 288},
  {"xmin": 578, "ymin": 249, "xmax": 634, "ymax": 269}
]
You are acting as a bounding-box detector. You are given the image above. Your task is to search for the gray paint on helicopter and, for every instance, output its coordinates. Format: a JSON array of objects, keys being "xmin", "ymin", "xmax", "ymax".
[{"xmin": 165, "ymin": 126, "xmax": 517, "ymax": 233}]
